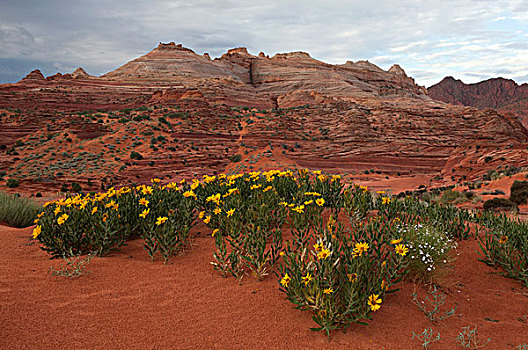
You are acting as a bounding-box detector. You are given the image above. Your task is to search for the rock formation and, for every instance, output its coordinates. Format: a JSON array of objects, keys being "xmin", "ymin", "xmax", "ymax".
[
  {"xmin": 0, "ymin": 43, "xmax": 527, "ymax": 192},
  {"xmin": 429, "ymin": 76, "xmax": 528, "ymax": 127}
]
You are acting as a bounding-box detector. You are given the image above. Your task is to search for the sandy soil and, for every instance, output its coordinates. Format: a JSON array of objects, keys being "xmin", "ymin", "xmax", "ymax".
[{"xmin": 1, "ymin": 225, "xmax": 527, "ymax": 349}]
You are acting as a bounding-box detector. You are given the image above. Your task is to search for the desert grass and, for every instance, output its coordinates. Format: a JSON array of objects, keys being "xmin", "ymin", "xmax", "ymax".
[{"xmin": 0, "ymin": 191, "xmax": 39, "ymax": 228}]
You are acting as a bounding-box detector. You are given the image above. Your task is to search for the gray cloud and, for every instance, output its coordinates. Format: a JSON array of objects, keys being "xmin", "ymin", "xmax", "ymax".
[{"xmin": 0, "ymin": 0, "xmax": 527, "ymax": 86}]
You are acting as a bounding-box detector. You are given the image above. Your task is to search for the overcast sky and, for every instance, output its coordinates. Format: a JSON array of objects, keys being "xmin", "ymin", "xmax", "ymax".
[{"xmin": 1, "ymin": 0, "xmax": 527, "ymax": 86}]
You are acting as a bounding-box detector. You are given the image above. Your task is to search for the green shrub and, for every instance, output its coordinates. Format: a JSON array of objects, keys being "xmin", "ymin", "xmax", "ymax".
[
  {"xmin": 510, "ymin": 180, "xmax": 528, "ymax": 205},
  {"xmin": 130, "ymin": 151, "xmax": 143, "ymax": 160},
  {"xmin": 6, "ymin": 178, "xmax": 19, "ymax": 188},
  {"xmin": 229, "ymin": 154, "xmax": 242, "ymax": 163},
  {"xmin": 71, "ymin": 182, "xmax": 83, "ymax": 193},
  {"xmin": 0, "ymin": 191, "xmax": 39, "ymax": 228},
  {"xmin": 440, "ymin": 189, "xmax": 462, "ymax": 204},
  {"xmin": 483, "ymin": 198, "xmax": 518, "ymax": 212}
]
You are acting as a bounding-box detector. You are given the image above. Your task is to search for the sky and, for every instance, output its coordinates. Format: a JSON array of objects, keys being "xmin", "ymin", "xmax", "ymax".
[{"xmin": 1, "ymin": 0, "xmax": 528, "ymax": 87}]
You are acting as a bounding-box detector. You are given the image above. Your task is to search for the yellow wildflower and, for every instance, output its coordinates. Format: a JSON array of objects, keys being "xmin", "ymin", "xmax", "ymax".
[
  {"xmin": 191, "ymin": 179, "xmax": 200, "ymax": 190},
  {"xmin": 156, "ymin": 216, "xmax": 168, "ymax": 225},
  {"xmin": 139, "ymin": 198, "xmax": 149, "ymax": 207},
  {"xmin": 183, "ymin": 190, "xmax": 196, "ymax": 198},
  {"xmin": 353, "ymin": 242, "xmax": 369, "ymax": 257},
  {"xmin": 262, "ymin": 186, "xmax": 273, "ymax": 192},
  {"xmin": 316, "ymin": 198, "xmax": 325, "ymax": 206},
  {"xmin": 203, "ymin": 216, "xmax": 211, "ymax": 224},
  {"xmin": 198, "ymin": 211, "xmax": 205, "ymax": 219},
  {"xmin": 212, "ymin": 229, "xmax": 219, "ymax": 237},
  {"xmin": 390, "ymin": 238, "xmax": 403, "ymax": 245},
  {"xmin": 92, "ymin": 206, "xmax": 98, "ymax": 215},
  {"xmin": 226, "ymin": 208, "xmax": 235, "ymax": 217},
  {"xmin": 57, "ymin": 214, "xmax": 68, "ymax": 225},
  {"xmin": 323, "ymin": 288, "xmax": 334, "ymax": 295},
  {"xmin": 32, "ymin": 225, "xmax": 41, "ymax": 239},
  {"xmin": 317, "ymin": 248, "xmax": 331, "ymax": 260},
  {"xmin": 139, "ymin": 208, "xmax": 150, "ymax": 218},
  {"xmin": 395, "ymin": 244, "xmax": 408, "ymax": 257},
  {"xmin": 301, "ymin": 272, "xmax": 312, "ymax": 285},
  {"xmin": 381, "ymin": 280, "xmax": 388, "ymax": 291},
  {"xmin": 166, "ymin": 182, "xmax": 179, "ymax": 190},
  {"xmin": 280, "ymin": 273, "xmax": 291, "ymax": 288},
  {"xmin": 292, "ymin": 205, "xmax": 305, "ymax": 214},
  {"xmin": 142, "ymin": 186, "xmax": 153, "ymax": 195},
  {"xmin": 347, "ymin": 273, "xmax": 358, "ymax": 282},
  {"xmin": 368, "ymin": 294, "xmax": 382, "ymax": 312},
  {"xmin": 499, "ymin": 235, "xmax": 508, "ymax": 244},
  {"xmin": 213, "ymin": 207, "xmax": 222, "ymax": 215},
  {"xmin": 54, "ymin": 206, "xmax": 61, "ymax": 216},
  {"xmin": 304, "ymin": 199, "xmax": 313, "ymax": 205},
  {"xmin": 382, "ymin": 197, "xmax": 391, "ymax": 205},
  {"xmin": 151, "ymin": 178, "xmax": 161, "ymax": 184}
]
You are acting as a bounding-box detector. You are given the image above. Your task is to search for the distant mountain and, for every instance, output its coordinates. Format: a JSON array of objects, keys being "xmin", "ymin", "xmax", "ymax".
[{"xmin": 429, "ymin": 76, "xmax": 528, "ymax": 128}]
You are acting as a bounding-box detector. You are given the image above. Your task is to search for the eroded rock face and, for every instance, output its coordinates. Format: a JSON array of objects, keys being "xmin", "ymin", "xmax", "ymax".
[
  {"xmin": 429, "ymin": 77, "xmax": 528, "ymax": 127},
  {"xmin": 0, "ymin": 43, "xmax": 527, "ymax": 193},
  {"xmin": 0, "ymin": 42, "xmax": 429, "ymax": 111}
]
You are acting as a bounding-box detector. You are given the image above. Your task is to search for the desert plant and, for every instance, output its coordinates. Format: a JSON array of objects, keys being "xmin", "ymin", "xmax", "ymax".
[
  {"xmin": 399, "ymin": 223, "xmax": 456, "ymax": 282},
  {"xmin": 130, "ymin": 151, "xmax": 143, "ymax": 160},
  {"xmin": 412, "ymin": 328, "xmax": 441, "ymax": 349},
  {"xmin": 6, "ymin": 178, "xmax": 19, "ymax": 188},
  {"xmin": 476, "ymin": 210, "xmax": 528, "ymax": 287},
  {"xmin": 412, "ymin": 285, "xmax": 456, "ymax": 323},
  {"xmin": 49, "ymin": 253, "xmax": 96, "ymax": 278},
  {"xmin": 71, "ymin": 182, "xmax": 83, "ymax": 193},
  {"xmin": 455, "ymin": 325, "xmax": 491, "ymax": 349},
  {"xmin": 0, "ymin": 191, "xmax": 39, "ymax": 228},
  {"xmin": 482, "ymin": 198, "xmax": 518, "ymax": 212},
  {"xmin": 510, "ymin": 180, "xmax": 528, "ymax": 205}
]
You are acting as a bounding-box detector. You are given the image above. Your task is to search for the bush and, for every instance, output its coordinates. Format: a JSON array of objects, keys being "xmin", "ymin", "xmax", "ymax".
[
  {"xmin": 71, "ymin": 182, "xmax": 83, "ymax": 193},
  {"xmin": 130, "ymin": 151, "xmax": 143, "ymax": 160},
  {"xmin": 510, "ymin": 180, "xmax": 528, "ymax": 205},
  {"xmin": 6, "ymin": 178, "xmax": 19, "ymax": 188},
  {"xmin": 398, "ymin": 223, "xmax": 456, "ymax": 283},
  {"xmin": 440, "ymin": 189, "xmax": 462, "ymax": 204},
  {"xmin": 0, "ymin": 191, "xmax": 39, "ymax": 228},
  {"xmin": 229, "ymin": 154, "xmax": 242, "ymax": 163},
  {"xmin": 483, "ymin": 198, "xmax": 518, "ymax": 212}
]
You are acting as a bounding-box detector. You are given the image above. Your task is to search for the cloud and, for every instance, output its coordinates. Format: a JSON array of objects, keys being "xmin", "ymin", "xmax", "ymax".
[{"xmin": 0, "ymin": 0, "xmax": 527, "ymax": 86}]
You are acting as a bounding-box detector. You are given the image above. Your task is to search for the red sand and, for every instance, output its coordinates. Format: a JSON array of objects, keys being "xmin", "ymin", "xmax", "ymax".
[{"xmin": 1, "ymin": 225, "xmax": 527, "ymax": 349}]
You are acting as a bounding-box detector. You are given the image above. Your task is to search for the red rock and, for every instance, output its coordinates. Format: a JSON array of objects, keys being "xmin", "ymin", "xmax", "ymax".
[
  {"xmin": 0, "ymin": 43, "xmax": 527, "ymax": 192},
  {"xmin": 429, "ymin": 76, "xmax": 528, "ymax": 127}
]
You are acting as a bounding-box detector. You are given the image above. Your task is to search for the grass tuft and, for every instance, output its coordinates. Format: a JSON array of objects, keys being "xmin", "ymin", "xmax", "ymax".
[{"xmin": 0, "ymin": 191, "xmax": 39, "ymax": 228}]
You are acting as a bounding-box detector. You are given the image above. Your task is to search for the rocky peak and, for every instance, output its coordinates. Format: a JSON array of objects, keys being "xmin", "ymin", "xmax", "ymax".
[
  {"xmin": 388, "ymin": 64, "xmax": 407, "ymax": 76},
  {"xmin": 225, "ymin": 47, "xmax": 253, "ymax": 56},
  {"xmin": 272, "ymin": 51, "xmax": 311, "ymax": 60},
  {"xmin": 19, "ymin": 69, "xmax": 46, "ymax": 84},
  {"xmin": 72, "ymin": 67, "xmax": 90, "ymax": 79}
]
